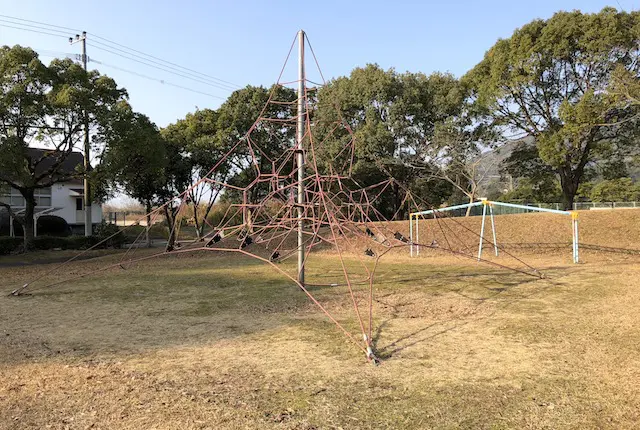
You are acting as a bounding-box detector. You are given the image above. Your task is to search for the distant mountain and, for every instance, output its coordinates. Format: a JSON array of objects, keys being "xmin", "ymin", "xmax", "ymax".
[
  {"xmin": 476, "ymin": 137, "xmax": 533, "ymax": 197},
  {"xmin": 476, "ymin": 136, "xmax": 640, "ymax": 198}
]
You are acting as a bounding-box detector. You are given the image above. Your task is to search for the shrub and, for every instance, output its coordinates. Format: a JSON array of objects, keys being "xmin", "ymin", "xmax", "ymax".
[
  {"xmin": 0, "ymin": 214, "xmax": 69, "ymax": 237},
  {"xmin": 206, "ymin": 202, "xmax": 242, "ymax": 228},
  {"xmin": 0, "ymin": 237, "xmax": 22, "ymax": 255},
  {"xmin": 32, "ymin": 236, "xmax": 77, "ymax": 250},
  {"xmin": 36, "ymin": 215, "xmax": 70, "ymax": 237},
  {"xmin": 590, "ymin": 178, "xmax": 640, "ymax": 202},
  {"xmin": 65, "ymin": 235, "xmax": 93, "ymax": 249},
  {"xmin": 124, "ymin": 224, "xmax": 169, "ymax": 240},
  {"xmin": 93, "ymin": 221, "xmax": 127, "ymax": 249}
]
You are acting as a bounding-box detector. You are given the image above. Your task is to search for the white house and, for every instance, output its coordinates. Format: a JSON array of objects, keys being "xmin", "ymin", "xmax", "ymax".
[{"xmin": 0, "ymin": 149, "xmax": 102, "ymax": 236}]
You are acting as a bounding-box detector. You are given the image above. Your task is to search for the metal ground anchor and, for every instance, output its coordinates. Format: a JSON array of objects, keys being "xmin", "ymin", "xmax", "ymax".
[{"xmin": 363, "ymin": 334, "xmax": 380, "ymax": 365}]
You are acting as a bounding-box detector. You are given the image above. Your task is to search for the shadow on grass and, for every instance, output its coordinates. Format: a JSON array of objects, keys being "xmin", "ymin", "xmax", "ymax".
[
  {"xmin": 0, "ymin": 250, "xmax": 576, "ymax": 367},
  {"xmin": 371, "ymin": 267, "xmax": 568, "ymax": 360}
]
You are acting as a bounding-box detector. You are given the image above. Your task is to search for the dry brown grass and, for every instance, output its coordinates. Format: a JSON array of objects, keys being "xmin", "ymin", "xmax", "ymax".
[{"xmin": 1, "ymin": 213, "xmax": 640, "ymax": 429}]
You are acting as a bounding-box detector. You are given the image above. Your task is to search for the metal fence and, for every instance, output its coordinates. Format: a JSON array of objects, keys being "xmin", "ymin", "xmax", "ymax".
[
  {"xmin": 104, "ymin": 211, "xmax": 153, "ymax": 226},
  {"xmin": 572, "ymin": 201, "xmax": 639, "ymax": 210},
  {"xmin": 425, "ymin": 201, "xmax": 640, "ymax": 217}
]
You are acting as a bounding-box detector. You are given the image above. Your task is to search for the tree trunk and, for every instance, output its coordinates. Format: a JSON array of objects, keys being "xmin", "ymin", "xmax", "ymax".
[
  {"xmin": 22, "ymin": 189, "xmax": 36, "ymax": 250},
  {"xmin": 191, "ymin": 199, "xmax": 203, "ymax": 241},
  {"xmin": 145, "ymin": 201, "xmax": 152, "ymax": 248},
  {"xmin": 560, "ymin": 187, "xmax": 575, "ymax": 211},
  {"xmin": 558, "ymin": 167, "xmax": 579, "ymax": 211},
  {"xmin": 163, "ymin": 205, "xmax": 177, "ymax": 250},
  {"xmin": 465, "ymin": 191, "xmax": 475, "ymax": 217},
  {"xmin": 392, "ymin": 182, "xmax": 400, "ymax": 220},
  {"xmin": 558, "ymin": 136, "xmax": 592, "ymax": 211}
]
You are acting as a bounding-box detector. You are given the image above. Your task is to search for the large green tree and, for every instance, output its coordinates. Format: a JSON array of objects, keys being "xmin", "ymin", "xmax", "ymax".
[
  {"xmin": 314, "ymin": 65, "xmax": 462, "ymax": 217},
  {"xmin": 0, "ymin": 45, "xmax": 125, "ymax": 248},
  {"xmin": 162, "ymin": 108, "xmax": 227, "ymax": 240},
  {"xmin": 214, "ymin": 85, "xmax": 296, "ymax": 204},
  {"xmin": 465, "ymin": 8, "xmax": 640, "ymax": 210},
  {"xmin": 98, "ymin": 103, "xmax": 166, "ymax": 247}
]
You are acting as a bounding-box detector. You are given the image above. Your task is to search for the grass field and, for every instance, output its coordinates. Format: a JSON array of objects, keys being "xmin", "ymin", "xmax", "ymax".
[{"xmin": 1, "ymin": 213, "xmax": 640, "ymax": 429}]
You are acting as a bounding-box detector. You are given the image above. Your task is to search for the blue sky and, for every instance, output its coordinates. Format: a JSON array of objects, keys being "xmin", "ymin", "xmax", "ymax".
[{"xmin": 0, "ymin": 0, "xmax": 630, "ymax": 127}]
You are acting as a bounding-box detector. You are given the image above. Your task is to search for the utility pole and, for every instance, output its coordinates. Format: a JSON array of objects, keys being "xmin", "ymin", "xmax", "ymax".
[
  {"xmin": 296, "ymin": 30, "xmax": 306, "ymax": 286},
  {"xmin": 70, "ymin": 31, "xmax": 92, "ymax": 237}
]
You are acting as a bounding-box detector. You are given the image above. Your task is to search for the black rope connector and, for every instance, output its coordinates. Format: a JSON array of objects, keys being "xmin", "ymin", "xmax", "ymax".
[
  {"xmin": 364, "ymin": 248, "xmax": 375, "ymax": 257},
  {"xmin": 430, "ymin": 239, "xmax": 439, "ymax": 248},
  {"xmin": 365, "ymin": 227, "xmax": 375, "ymax": 238},
  {"xmin": 270, "ymin": 251, "xmax": 280, "ymax": 261},
  {"xmin": 394, "ymin": 231, "xmax": 409, "ymax": 243},
  {"xmin": 241, "ymin": 236, "xmax": 253, "ymax": 249},
  {"xmin": 206, "ymin": 233, "xmax": 222, "ymax": 247}
]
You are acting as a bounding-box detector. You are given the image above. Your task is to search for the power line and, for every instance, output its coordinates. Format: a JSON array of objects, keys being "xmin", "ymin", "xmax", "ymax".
[
  {"xmin": 87, "ymin": 41, "xmax": 237, "ymax": 92},
  {"xmin": 0, "ymin": 14, "xmax": 241, "ymax": 91},
  {"xmin": 90, "ymin": 58, "xmax": 226, "ymax": 100},
  {"xmin": 0, "ymin": 22, "xmax": 71, "ymax": 39},
  {"xmin": 0, "ymin": 14, "xmax": 80, "ymax": 33},
  {"xmin": 0, "ymin": 20, "xmax": 229, "ymax": 99},
  {"xmin": 88, "ymin": 38, "xmax": 239, "ymax": 91},
  {"xmin": 89, "ymin": 33, "xmax": 241, "ymax": 89},
  {"xmin": 33, "ymin": 49, "xmax": 75, "ymax": 58}
]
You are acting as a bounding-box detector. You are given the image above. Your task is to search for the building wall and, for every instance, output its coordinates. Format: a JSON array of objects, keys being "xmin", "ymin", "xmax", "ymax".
[
  {"xmin": 1, "ymin": 183, "xmax": 102, "ymax": 227},
  {"xmin": 51, "ymin": 183, "xmax": 102, "ymax": 225}
]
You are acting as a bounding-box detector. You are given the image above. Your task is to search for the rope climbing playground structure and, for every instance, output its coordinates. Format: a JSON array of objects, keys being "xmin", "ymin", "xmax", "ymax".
[{"xmin": 10, "ymin": 31, "xmax": 545, "ymax": 364}]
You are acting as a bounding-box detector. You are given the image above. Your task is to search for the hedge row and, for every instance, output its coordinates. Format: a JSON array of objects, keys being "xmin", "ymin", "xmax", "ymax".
[
  {"xmin": 0, "ymin": 228, "xmax": 127, "ymax": 256},
  {"xmin": 0, "ymin": 237, "xmax": 22, "ymax": 255}
]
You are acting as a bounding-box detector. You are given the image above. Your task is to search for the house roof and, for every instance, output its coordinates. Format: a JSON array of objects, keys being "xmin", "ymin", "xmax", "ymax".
[{"xmin": 27, "ymin": 148, "xmax": 84, "ymax": 179}]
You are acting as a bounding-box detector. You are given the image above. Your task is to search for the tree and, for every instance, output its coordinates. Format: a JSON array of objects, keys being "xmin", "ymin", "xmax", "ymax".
[
  {"xmin": 162, "ymin": 109, "xmax": 228, "ymax": 240},
  {"xmin": 214, "ymin": 85, "xmax": 296, "ymax": 204},
  {"xmin": 465, "ymin": 8, "xmax": 640, "ymax": 210},
  {"xmin": 590, "ymin": 177, "xmax": 640, "ymax": 202},
  {"xmin": 424, "ymin": 109, "xmax": 498, "ymax": 215},
  {"xmin": 154, "ymin": 133, "xmax": 192, "ymax": 250},
  {"xmin": 314, "ymin": 65, "xmax": 462, "ymax": 217},
  {"xmin": 0, "ymin": 46, "xmax": 126, "ymax": 248},
  {"xmin": 610, "ymin": 64, "xmax": 640, "ymax": 106},
  {"xmin": 98, "ymin": 103, "xmax": 166, "ymax": 247},
  {"xmin": 499, "ymin": 139, "xmax": 562, "ymax": 203}
]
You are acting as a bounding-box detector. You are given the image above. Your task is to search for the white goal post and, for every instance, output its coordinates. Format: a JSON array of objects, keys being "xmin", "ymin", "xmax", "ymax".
[{"xmin": 409, "ymin": 199, "xmax": 579, "ymax": 264}]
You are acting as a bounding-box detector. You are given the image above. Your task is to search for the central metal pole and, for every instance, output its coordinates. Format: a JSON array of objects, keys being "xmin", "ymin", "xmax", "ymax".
[{"xmin": 296, "ymin": 30, "xmax": 306, "ymax": 285}]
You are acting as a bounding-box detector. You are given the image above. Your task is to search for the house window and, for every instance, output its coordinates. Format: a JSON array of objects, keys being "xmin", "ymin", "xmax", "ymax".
[
  {"xmin": 0, "ymin": 186, "xmax": 25, "ymax": 207},
  {"xmin": 0, "ymin": 186, "xmax": 52, "ymax": 207},
  {"xmin": 35, "ymin": 187, "xmax": 52, "ymax": 207},
  {"xmin": 76, "ymin": 198, "xmax": 83, "ymax": 211}
]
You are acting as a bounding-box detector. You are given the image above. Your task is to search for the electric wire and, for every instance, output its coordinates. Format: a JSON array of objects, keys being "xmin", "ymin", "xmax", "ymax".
[
  {"xmin": 87, "ymin": 41, "xmax": 236, "ymax": 93},
  {"xmin": 0, "ymin": 14, "xmax": 240, "ymax": 94},
  {"xmin": 88, "ymin": 33, "xmax": 240, "ymax": 89},
  {"xmin": 0, "ymin": 22, "xmax": 71, "ymax": 39},
  {"xmin": 89, "ymin": 58, "xmax": 226, "ymax": 100}
]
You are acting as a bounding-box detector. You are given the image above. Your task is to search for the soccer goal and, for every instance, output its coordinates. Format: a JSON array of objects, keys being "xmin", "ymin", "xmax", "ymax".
[{"xmin": 409, "ymin": 199, "xmax": 580, "ymax": 263}]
